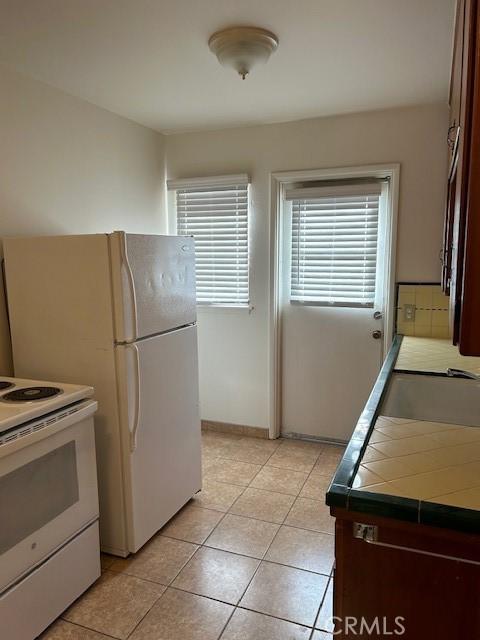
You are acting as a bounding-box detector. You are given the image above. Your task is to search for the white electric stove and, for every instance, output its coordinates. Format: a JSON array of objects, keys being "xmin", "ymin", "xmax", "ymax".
[{"xmin": 0, "ymin": 376, "xmax": 101, "ymax": 640}]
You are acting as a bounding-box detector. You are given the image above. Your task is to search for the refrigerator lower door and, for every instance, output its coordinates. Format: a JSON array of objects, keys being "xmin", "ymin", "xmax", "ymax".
[
  {"xmin": 115, "ymin": 325, "xmax": 201, "ymax": 553},
  {"xmin": 109, "ymin": 232, "xmax": 197, "ymax": 342}
]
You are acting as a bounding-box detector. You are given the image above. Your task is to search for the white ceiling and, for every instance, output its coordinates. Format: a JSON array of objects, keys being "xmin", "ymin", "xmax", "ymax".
[{"xmin": 0, "ymin": 0, "xmax": 456, "ymax": 134}]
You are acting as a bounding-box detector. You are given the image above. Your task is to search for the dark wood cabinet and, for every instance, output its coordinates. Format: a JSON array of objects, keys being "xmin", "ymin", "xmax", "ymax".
[
  {"xmin": 443, "ymin": 0, "xmax": 480, "ymax": 354},
  {"xmin": 332, "ymin": 508, "xmax": 480, "ymax": 639}
]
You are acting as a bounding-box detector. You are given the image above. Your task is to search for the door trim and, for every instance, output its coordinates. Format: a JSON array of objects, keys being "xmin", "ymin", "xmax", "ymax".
[{"xmin": 269, "ymin": 163, "xmax": 400, "ymax": 439}]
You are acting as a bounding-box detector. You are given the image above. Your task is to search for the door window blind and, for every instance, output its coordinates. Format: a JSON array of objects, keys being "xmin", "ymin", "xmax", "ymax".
[
  {"xmin": 175, "ymin": 180, "xmax": 249, "ymax": 305},
  {"xmin": 287, "ymin": 183, "xmax": 382, "ymax": 307}
]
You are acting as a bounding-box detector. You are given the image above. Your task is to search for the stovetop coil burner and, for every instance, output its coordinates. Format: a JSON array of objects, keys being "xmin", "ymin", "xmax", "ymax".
[
  {"xmin": 0, "ymin": 381, "xmax": 15, "ymax": 391},
  {"xmin": 2, "ymin": 386, "xmax": 62, "ymax": 402}
]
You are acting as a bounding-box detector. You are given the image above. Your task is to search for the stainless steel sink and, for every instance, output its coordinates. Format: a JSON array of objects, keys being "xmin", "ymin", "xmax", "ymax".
[{"xmin": 381, "ymin": 372, "xmax": 480, "ymax": 427}]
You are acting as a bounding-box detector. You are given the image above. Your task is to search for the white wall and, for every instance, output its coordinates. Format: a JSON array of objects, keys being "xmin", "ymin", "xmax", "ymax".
[
  {"xmin": 0, "ymin": 70, "xmax": 448, "ymax": 431},
  {"xmin": 166, "ymin": 104, "xmax": 449, "ymax": 430},
  {"xmin": 0, "ymin": 65, "xmax": 166, "ymax": 374}
]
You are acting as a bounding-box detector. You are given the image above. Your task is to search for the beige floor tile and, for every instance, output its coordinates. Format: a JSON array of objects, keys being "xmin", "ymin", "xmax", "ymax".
[
  {"xmin": 299, "ymin": 472, "xmax": 332, "ymax": 500},
  {"xmin": 239, "ymin": 561, "xmax": 328, "ymax": 627},
  {"xmin": 40, "ymin": 620, "xmax": 112, "ymax": 639},
  {"xmin": 250, "ymin": 465, "xmax": 308, "ymax": 496},
  {"xmin": 316, "ymin": 579, "xmax": 334, "ymax": 632},
  {"xmin": 285, "ymin": 498, "xmax": 334, "ymax": 534},
  {"xmin": 130, "ymin": 588, "xmax": 233, "ymax": 640},
  {"xmin": 192, "ymin": 480, "xmax": 245, "ymax": 512},
  {"xmin": 100, "ymin": 553, "xmax": 115, "ymax": 571},
  {"xmin": 161, "ymin": 504, "xmax": 224, "ymax": 544},
  {"xmin": 203, "ymin": 458, "xmax": 262, "ymax": 486},
  {"xmin": 172, "ymin": 546, "xmax": 259, "ymax": 604},
  {"xmin": 225, "ymin": 437, "xmax": 280, "ymax": 465},
  {"xmin": 265, "ymin": 526, "xmax": 334, "ymax": 575},
  {"xmin": 205, "ymin": 513, "xmax": 279, "ymax": 559},
  {"xmin": 109, "ymin": 535, "xmax": 198, "ymax": 585},
  {"xmin": 63, "ymin": 571, "xmax": 165, "ymax": 640},
  {"xmin": 220, "ymin": 609, "xmax": 311, "ymax": 640},
  {"xmin": 202, "ymin": 433, "xmax": 243, "ymax": 459},
  {"xmin": 267, "ymin": 447, "xmax": 319, "ymax": 473},
  {"xmin": 229, "ymin": 487, "xmax": 295, "ymax": 524},
  {"xmin": 314, "ymin": 455, "xmax": 342, "ymax": 478},
  {"xmin": 312, "ymin": 631, "xmax": 332, "ymax": 640},
  {"xmin": 321, "ymin": 444, "xmax": 345, "ymax": 456},
  {"xmin": 278, "ymin": 439, "xmax": 324, "ymax": 452}
]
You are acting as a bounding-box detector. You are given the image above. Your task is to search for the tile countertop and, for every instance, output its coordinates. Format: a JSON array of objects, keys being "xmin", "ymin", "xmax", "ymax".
[
  {"xmin": 395, "ymin": 336, "xmax": 480, "ymax": 375},
  {"xmin": 352, "ymin": 415, "xmax": 480, "ymax": 511},
  {"xmin": 326, "ymin": 335, "xmax": 480, "ymax": 533}
]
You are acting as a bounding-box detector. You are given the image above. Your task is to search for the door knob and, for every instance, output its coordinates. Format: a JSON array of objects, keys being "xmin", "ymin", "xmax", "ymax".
[
  {"xmin": 373, "ymin": 311, "xmax": 382, "ymax": 320},
  {"xmin": 372, "ymin": 330, "xmax": 382, "ymax": 340}
]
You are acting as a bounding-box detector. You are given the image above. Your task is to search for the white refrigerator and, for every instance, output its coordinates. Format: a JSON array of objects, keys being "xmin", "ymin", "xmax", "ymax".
[{"xmin": 4, "ymin": 231, "xmax": 202, "ymax": 556}]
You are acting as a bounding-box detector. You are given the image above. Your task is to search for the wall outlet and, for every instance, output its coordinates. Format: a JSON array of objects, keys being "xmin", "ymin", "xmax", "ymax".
[{"xmin": 403, "ymin": 303, "xmax": 416, "ymax": 322}]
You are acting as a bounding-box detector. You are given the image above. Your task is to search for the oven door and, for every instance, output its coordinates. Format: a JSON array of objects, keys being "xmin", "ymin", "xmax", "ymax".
[{"xmin": 0, "ymin": 400, "xmax": 99, "ymax": 592}]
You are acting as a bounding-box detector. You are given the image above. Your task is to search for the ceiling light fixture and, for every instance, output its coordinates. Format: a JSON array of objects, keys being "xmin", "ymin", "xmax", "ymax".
[{"xmin": 208, "ymin": 26, "xmax": 279, "ymax": 80}]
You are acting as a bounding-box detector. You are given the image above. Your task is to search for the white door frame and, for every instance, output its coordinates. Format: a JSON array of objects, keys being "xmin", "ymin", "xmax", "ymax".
[{"xmin": 268, "ymin": 163, "xmax": 400, "ymax": 439}]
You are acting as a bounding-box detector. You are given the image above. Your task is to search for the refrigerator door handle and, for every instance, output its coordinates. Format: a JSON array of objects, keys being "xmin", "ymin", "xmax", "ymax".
[
  {"xmin": 127, "ymin": 343, "xmax": 141, "ymax": 452},
  {"xmin": 120, "ymin": 233, "xmax": 138, "ymax": 342}
]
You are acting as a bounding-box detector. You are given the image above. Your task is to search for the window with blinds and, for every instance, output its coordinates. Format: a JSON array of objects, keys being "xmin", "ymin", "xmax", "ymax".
[
  {"xmin": 173, "ymin": 177, "xmax": 249, "ymax": 305},
  {"xmin": 287, "ymin": 182, "xmax": 382, "ymax": 307}
]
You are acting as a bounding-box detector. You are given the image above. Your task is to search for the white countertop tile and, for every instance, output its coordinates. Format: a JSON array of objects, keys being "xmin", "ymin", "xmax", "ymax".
[
  {"xmin": 354, "ymin": 415, "xmax": 480, "ymax": 511},
  {"xmin": 395, "ymin": 336, "xmax": 480, "ymax": 374}
]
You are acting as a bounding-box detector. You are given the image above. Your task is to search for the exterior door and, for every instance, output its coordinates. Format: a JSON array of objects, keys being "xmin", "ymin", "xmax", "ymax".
[{"xmin": 280, "ymin": 180, "xmax": 390, "ymax": 442}]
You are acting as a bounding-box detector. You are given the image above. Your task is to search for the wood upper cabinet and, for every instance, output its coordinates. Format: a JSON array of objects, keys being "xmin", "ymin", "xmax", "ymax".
[
  {"xmin": 449, "ymin": 0, "xmax": 464, "ymax": 145},
  {"xmin": 443, "ymin": 0, "xmax": 480, "ymax": 354}
]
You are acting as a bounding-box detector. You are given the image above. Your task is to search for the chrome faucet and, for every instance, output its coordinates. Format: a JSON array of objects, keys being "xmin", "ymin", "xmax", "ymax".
[{"xmin": 446, "ymin": 368, "xmax": 480, "ymax": 381}]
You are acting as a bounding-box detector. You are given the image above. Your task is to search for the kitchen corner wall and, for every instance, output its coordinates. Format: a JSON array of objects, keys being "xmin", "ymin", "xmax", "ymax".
[
  {"xmin": 165, "ymin": 103, "xmax": 449, "ymax": 430},
  {"xmin": 0, "ymin": 68, "xmax": 449, "ymax": 428},
  {"xmin": 0, "ymin": 65, "xmax": 167, "ymax": 375}
]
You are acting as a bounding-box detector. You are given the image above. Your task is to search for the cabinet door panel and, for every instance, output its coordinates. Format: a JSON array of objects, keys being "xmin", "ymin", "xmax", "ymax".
[
  {"xmin": 458, "ymin": 0, "xmax": 480, "ymax": 354},
  {"xmin": 448, "ymin": 0, "xmax": 479, "ymax": 350}
]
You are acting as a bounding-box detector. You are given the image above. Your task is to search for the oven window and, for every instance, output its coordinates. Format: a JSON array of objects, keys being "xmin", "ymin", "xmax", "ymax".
[{"xmin": 0, "ymin": 440, "xmax": 79, "ymax": 554}]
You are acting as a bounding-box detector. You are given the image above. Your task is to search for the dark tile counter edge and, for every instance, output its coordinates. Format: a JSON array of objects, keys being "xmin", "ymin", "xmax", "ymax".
[
  {"xmin": 326, "ymin": 334, "xmax": 404, "ymax": 511},
  {"xmin": 326, "ymin": 335, "xmax": 480, "ymax": 533}
]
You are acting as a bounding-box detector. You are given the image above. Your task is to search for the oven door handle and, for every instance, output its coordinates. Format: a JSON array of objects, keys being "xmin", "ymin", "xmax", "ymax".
[{"xmin": 127, "ymin": 343, "xmax": 141, "ymax": 453}]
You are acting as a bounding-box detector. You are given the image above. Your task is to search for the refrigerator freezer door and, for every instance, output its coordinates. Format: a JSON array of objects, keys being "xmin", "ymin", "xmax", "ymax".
[
  {"xmin": 110, "ymin": 232, "xmax": 197, "ymax": 342},
  {"xmin": 115, "ymin": 325, "xmax": 201, "ymax": 553}
]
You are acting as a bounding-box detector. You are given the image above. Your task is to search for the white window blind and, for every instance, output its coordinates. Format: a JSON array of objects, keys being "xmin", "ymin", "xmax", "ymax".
[
  {"xmin": 287, "ymin": 182, "xmax": 382, "ymax": 307},
  {"xmin": 172, "ymin": 176, "xmax": 249, "ymax": 305}
]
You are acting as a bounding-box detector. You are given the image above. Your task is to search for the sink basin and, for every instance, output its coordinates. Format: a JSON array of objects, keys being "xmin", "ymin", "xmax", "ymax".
[{"xmin": 381, "ymin": 372, "xmax": 480, "ymax": 427}]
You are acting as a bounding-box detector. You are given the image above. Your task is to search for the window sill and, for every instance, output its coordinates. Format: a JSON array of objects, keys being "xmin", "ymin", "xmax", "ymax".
[{"xmin": 197, "ymin": 304, "xmax": 253, "ymax": 313}]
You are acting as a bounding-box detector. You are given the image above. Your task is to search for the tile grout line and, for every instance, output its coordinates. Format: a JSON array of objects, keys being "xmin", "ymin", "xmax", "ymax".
[
  {"xmin": 122, "ymin": 495, "xmax": 235, "ymax": 640},
  {"xmin": 184, "ymin": 440, "xmax": 305, "ymax": 639},
  {"xmin": 207, "ymin": 438, "xmax": 333, "ymax": 638},
  {"xmin": 159, "ymin": 527, "xmax": 333, "ymax": 575},
  {"xmin": 56, "ymin": 619, "xmax": 121, "ymax": 640},
  {"xmin": 311, "ymin": 574, "xmax": 333, "ymax": 635},
  {"xmin": 60, "ymin": 434, "xmax": 340, "ymax": 640},
  {"xmin": 223, "ymin": 441, "xmax": 330, "ymax": 636},
  {"xmin": 60, "ymin": 568, "xmax": 168, "ymax": 640},
  {"xmin": 189, "ymin": 435, "xmax": 275, "ymax": 639},
  {"xmin": 116, "ymin": 438, "xmax": 336, "ymax": 637}
]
